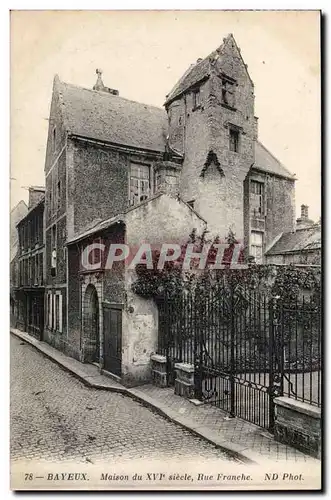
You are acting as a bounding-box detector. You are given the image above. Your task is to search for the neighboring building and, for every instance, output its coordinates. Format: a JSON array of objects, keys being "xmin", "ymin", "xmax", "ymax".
[
  {"xmin": 66, "ymin": 191, "xmax": 206, "ymax": 384},
  {"xmin": 265, "ymin": 205, "xmax": 321, "ymax": 265},
  {"xmin": 36, "ymin": 33, "xmax": 302, "ymax": 383},
  {"xmin": 14, "ymin": 188, "xmax": 45, "ymax": 338},
  {"xmin": 10, "ymin": 200, "xmax": 28, "ymax": 321}
]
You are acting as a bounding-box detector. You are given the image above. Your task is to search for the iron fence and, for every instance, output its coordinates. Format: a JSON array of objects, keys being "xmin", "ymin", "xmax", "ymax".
[{"xmin": 157, "ymin": 283, "xmax": 321, "ymax": 430}]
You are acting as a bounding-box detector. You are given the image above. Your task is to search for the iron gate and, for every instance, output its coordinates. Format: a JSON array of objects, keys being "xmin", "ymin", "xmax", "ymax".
[{"xmin": 157, "ymin": 281, "xmax": 308, "ymax": 431}]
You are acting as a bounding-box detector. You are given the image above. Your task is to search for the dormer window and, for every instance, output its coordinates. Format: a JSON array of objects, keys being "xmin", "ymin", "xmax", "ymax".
[{"xmin": 192, "ymin": 88, "xmax": 201, "ymax": 110}]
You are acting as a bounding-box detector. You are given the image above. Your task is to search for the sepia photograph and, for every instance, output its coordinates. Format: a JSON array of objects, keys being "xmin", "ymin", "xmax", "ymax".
[{"xmin": 9, "ymin": 9, "xmax": 322, "ymax": 491}]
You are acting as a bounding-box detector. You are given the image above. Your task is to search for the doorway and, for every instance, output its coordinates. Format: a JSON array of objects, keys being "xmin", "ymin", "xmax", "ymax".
[{"xmin": 83, "ymin": 284, "xmax": 100, "ymax": 363}]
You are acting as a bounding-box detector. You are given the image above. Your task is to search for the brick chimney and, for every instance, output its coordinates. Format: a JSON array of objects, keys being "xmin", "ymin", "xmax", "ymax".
[
  {"xmin": 301, "ymin": 204, "xmax": 309, "ymax": 219},
  {"xmin": 296, "ymin": 204, "xmax": 314, "ymax": 229},
  {"xmin": 28, "ymin": 187, "xmax": 45, "ymax": 209},
  {"xmin": 93, "ymin": 69, "xmax": 119, "ymax": 96}
]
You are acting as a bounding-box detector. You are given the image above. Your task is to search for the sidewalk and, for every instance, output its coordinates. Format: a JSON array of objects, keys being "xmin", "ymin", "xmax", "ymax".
[{"xmin": 10, "ymin": 327, "xmax": 320, "ymax": 466}]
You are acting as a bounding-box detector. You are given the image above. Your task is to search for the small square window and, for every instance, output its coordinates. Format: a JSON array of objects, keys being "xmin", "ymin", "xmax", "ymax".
[{"xmin": 229, "ymin": 129, "xmax": 239, "ymax": 153}]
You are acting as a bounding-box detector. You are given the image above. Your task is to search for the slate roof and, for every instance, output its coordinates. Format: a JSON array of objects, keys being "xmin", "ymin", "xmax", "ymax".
[
  {"xmin": 55, "ymin": 72, "xmax": 294, "ymax": 179},
  {"xmin": 265, "ymin": 224, "xmax": 321, "ymax": 256},
  {"xmin": 57, "ymin": 79, "xmax": 168, "ymax": 153},
  {"xmin": 165, "ymin": 57, "xmax": 211, "ymax": 105},
  {"xmin": 254, "ymin": 142, "xmax": 295, "ymax": 180}
]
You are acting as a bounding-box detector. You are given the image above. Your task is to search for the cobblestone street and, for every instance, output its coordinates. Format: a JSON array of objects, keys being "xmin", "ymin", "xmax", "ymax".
[{"xmin": 10, "ymin": 335, "xmax": 236, "ymax": 464}]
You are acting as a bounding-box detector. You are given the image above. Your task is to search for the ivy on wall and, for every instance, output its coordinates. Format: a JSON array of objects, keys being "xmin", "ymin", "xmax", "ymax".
[{"xmin": 131, "ymin": 228, "xmax": 321, "ymax": 304}]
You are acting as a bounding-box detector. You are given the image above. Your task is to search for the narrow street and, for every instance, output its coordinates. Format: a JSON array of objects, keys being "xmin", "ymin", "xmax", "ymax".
[{"xmin": 10, "ymin": 334, "xmax": 235, "ymax": 464}]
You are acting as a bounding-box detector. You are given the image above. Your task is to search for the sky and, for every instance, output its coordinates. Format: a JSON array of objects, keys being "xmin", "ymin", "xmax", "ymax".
[{"xmin": 10, "ymin": 10, "xmax": 321, "ymax": 221}]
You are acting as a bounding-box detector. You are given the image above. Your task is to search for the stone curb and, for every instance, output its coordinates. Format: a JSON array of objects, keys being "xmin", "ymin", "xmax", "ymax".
[{"xmin": 11, "ymin": 328, "xmax": 264, "ymax": 465}]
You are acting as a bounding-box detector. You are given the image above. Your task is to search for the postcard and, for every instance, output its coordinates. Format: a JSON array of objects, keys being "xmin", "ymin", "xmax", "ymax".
[{"xmin": 10, "ymin": 9, "xmax": 322, "ymax": 491}]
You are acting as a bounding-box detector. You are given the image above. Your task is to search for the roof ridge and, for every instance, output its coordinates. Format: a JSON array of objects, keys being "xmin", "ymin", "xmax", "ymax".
[{"xmin": 58, "ymin": 79, "xmax": 165, "ymax": 113}]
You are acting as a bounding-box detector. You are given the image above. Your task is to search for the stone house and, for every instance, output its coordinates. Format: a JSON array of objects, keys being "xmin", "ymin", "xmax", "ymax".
[
  {"xmin": 10, "ymin": 199, "xmax": 28, "ymax": 322},
  {"xmin": 265, "ymin": 205, "xmax": 321, "ymax": 265},
  {"xmin": 14, "ymin": 188, "xmax": 45, "ymax": 338},
  {"xmin": 29, "ymin": 33, "xmax": 301, "ymax": 384}
]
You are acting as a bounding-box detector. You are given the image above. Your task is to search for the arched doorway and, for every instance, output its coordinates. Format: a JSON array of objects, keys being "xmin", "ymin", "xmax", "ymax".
[{"xmin": 83, "ymin": 284, "xmax": 100, "ymax": 363}]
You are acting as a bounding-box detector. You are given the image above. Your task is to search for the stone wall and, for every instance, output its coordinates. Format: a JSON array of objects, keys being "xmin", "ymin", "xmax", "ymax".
[
  {"xmin": 264, "ymin": 174, "xmax": 296, "ymax": 247},
  {"xmin": 67, "ymin": 140, "xmax": 129, "ymax": 241},
  {"xmin": 122, "ymin": 193, "xmax": 207, "ymax": 385},
  {"xmin": 274, "ymin": 397, "xmax": 321, "ymax": 459}
]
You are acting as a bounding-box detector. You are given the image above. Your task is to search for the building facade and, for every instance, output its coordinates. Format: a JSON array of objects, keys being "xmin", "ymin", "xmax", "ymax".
[
  {"xmin": 14, "ymin": 188, "xmax": 45, "ymax": 339},
  {"xmin": 13, "ymin": 33, "xmax": 307, "ymax": 383}
]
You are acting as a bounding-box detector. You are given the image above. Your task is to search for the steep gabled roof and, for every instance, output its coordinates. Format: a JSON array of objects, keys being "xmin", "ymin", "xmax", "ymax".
[
  {"xmin": 165, "ymin": 57, "xmax": 211, "ymax": 106},
  {"xmin": 265, "ymin": 224, "xmax": 321, "ymax": 256},
  {"xmin": 56, "ymin": 78, "xmax": 168, "ymax": 153},
  {"xmin": 165, "ymin": 34, "xmax": 253, "ymax": 106},
  {"xmin": 254, "ymin": 141, "xmax": 296, "ymax": 180}
]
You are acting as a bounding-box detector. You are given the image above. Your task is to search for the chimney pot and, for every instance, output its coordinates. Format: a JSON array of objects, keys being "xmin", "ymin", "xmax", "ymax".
[{"xmin": 301, "ymin": 204, "xmax": 309, "ymax": 219}]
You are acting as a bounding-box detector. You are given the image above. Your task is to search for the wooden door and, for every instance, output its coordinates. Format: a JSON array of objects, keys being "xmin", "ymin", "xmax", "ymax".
[{"xmin": 103, "ymin": 303, "xmax": 122, "ymax": 376}]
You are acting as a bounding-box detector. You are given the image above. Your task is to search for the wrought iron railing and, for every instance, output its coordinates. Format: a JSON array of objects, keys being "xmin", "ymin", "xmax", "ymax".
[{"xmin": 157, "ymin": 283, "xmax": 321, "ymax": 429}]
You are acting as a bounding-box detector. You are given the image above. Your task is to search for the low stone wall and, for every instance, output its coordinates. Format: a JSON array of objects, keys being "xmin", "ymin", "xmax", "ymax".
[{"xmin": 274, "ymin": 396, "xmax": 321, "ymax": 459}]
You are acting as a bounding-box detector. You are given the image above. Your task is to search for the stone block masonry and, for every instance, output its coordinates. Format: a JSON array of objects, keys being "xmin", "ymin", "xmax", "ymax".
[
  {"xmin": 174, "ymin": 362, "xmax": 195, "ymax": 399},
  {"xmin": 274, "ymin": 397, "xmax": 321, "ymax": 459},
  {"xmin": 150, "ymin": 354, "xmax": 167, "ymax": 388}
]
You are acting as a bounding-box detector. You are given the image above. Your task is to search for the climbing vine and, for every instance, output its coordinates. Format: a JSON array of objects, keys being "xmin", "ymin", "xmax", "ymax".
[{"xmin": 131, "ymin": 228, "xmax": 321, "ymax": 305}]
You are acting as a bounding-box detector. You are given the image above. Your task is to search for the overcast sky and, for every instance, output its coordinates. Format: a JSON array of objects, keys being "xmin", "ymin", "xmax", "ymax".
[{"xmin": 10, "ymin": 10, "xmax": 321, "ymax": 221}]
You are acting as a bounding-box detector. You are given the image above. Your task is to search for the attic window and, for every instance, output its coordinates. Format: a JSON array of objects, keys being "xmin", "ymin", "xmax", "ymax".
[
  {"xmin": 192, "ymin": 88, "xmax": 201, "ymax": 110},
  {"xmin": 221, "ymin": 77, "xmax": 235, "ymax": 109}
]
